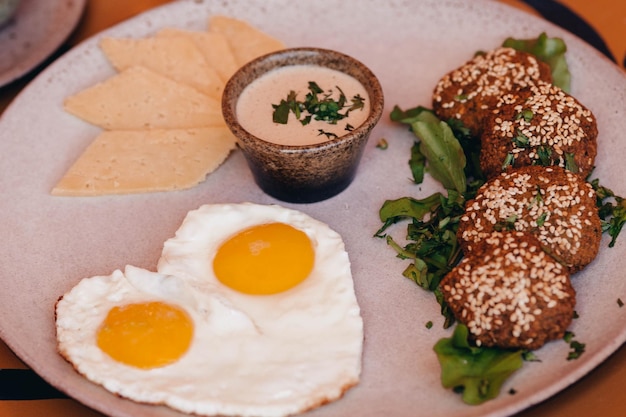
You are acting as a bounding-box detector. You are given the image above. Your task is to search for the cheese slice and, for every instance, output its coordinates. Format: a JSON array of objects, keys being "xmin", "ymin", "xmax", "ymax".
[
  {"xmin": 156, "ymin": 28, "xmax": 239, "ymax": 83},
  {"xmin": 64, "ymin": 66, "xmax": 224, "ymax": 130},
  {"xmin": 208, "ymin": 16, "xmax": 285, "ymax": 66},
  {"xmin": 52, "ymin": 127, "xmax": 237, "ymax": 196},
  {"xmin": 99, "ymin": 36, "xmax": 224, "ymax": 99}
]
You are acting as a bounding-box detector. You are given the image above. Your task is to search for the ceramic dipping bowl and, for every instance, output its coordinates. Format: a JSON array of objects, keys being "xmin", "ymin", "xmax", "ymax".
[
  {"xmin": 222, "ymin": 47, "xmax": 384, "ymax": 204},
  {"xmin": 0, "ymin": 0, "xmax": 20, "ymax": 27}
]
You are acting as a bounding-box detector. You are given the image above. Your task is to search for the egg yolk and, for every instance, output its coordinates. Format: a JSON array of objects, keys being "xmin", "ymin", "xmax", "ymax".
[
  {"xmin": 97, "ymin": 301, "xmax": 193, "ymax": 369},
  {"xmin": 213, "ymin": 222, "xmax": 315, "ymax": 295}
]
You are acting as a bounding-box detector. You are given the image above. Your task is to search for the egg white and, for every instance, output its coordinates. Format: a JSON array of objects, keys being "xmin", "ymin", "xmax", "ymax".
[
  {"xmin": 55, "ymin": 203, "xmax": 363, "ymax": 417},
  {"xmin": 157, "ymin": 203, "xmax": 363, "ymax": 416}
]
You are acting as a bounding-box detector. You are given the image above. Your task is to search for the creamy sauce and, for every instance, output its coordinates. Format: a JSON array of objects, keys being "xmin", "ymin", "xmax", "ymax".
[{"xmin": 236, "ymin": 64, "xmax": 370, "ymax": 146}]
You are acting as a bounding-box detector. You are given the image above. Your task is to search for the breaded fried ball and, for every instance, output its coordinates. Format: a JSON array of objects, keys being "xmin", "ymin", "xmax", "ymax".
[
  {"xmin": 457, "ymin": 165, "xmax": 601, "ymax": 273},
  {"xmin": 440, "ymin": 231, "xmax": 576, "ymax": 350},
  {"xmin": 432, "ymin": 47, "xmax": 553, "ymax": 137},
  {"xmin": 480, "ymin": 81, "xmax": 598, "ymax": 179}
]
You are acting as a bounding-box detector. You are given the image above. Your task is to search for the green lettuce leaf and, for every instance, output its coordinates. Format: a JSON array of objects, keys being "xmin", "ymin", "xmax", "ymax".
[
  {"xmin": 434, "ymin": 325, "xmax": 524, "ymax": 405},
  {"xmin": 390, "ymin": 105, "xmax": 467, "ymax": 193},
  {"xmin": 502, "ymin": 32, "xmax": 571, "ymax": 92},
  {"xmin": 413, "ymin": 120, "xmax": 467, "ymax": 194}
]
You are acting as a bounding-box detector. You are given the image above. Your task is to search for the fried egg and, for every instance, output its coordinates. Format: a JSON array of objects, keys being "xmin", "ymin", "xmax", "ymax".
[{"xmin": 55, "ymin": 203, "xmax": 363, "ymax": 417}]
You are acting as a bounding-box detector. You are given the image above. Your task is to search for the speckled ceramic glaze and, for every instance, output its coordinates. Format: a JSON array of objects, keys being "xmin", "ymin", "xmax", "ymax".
[
  {"xmin": 0, "ymin": 0, "xmax": 86, "ymax": 86},
  {"xmin": 222, "ymin": 47, "xmax": 384, "ymax": 203},
  {"xmin": 0, "ymin": 0, "xmax": 20, "ymax": 27}
]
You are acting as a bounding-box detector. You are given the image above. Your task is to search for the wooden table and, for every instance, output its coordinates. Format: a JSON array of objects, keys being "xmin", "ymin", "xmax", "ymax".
[{"xmin": 1, "ymin": 1, "xmax": 624, "ymax": 416}]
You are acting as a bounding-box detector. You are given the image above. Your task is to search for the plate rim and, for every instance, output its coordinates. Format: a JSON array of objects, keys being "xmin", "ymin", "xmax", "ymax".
[{"xmin": 1, "ymin": 1, "xmax": 625, "ymax": 417}]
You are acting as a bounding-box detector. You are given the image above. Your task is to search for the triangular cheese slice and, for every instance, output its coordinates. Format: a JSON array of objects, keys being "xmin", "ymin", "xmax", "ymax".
[
  {"xmin": 208, "ymin": 16, "xmax": 285, "ymax": 66},
  {"xmin": 156, "ymin": 28, "xmax": 239, "ymax": 83},
  {"xmin": 99, "ymin": 36, "xmax": 224, "ymax": 99},
  {"xmin": 52, "ymin": 127, "xmax": 237, "ymax": 196},
  {"xmin": 63, "ymin": 66, "xmax": 224, "ymax": 130}
]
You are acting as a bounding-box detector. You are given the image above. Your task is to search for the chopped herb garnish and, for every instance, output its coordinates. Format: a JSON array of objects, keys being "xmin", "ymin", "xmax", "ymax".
[
  {"xmin": 590, "ymin": 178, "xmax": 626, "ymax": 247},
  {"xmin": 563, "ymin": 331, "xmax": 585, "ymax": 359},
  {"xmin": 564, "ymin": 153, "xmax": 579, "ymax": 173},
  {"xmin": 509, "ymin": 388, "xmax": 517, "ymax": 395},
  {"xmin": 271, "ymin": 82, "xmax": 366, "ymax": 128},
  {"xmin": 308, "ymin": 81, "xmax": 323, "ymax": 94},
  {"xmin": 528, "ymin": 185, "xmax": 544, "ymax": 209},
  {"xmin": 272, "ymin": 90, "xmax": 300, "ymax": 124},
  {"xmin": 563, "ymin": 331, "xmax": 575, "ymax": 343},
  {"xmin": 426, "ymin": 321, "xmax": 434, "ymax": 329},
  {"xmin": 502, "ymin": 153, "xmax": 515, "ymax": 170},
  {"xmin": 573, "ymin": 310, "xmax": 580, "ymax": 319},
  {"xmin": 522, "ymin": 351, "xmax": 542, "ymax": 362},
  {"xmin": 536, "ymin": 212, "xmax": 548, "ymax": 227},
  {"xmin": 494, "ymin": 214, "xmax": 518, "ymax": 231},
  {"xmin": 376, "ymin": 138, "xmax": 388, "ymax": 150},
  {"xmin": 317, "ymin": 130, "xmax": 338, "ymax": 139},
  {"xmin": 567, "ymin": 340, "xmax": 586, "ymax": 360},
  {"xmin": 536, "ymin": 145, "xmax": 552, "ymax": 166},
  {"xmin": 515, "ymin": 109, "xmax": 534, "ymax": 122},
  {"xmin": 512, "ymin": 130, "xmax": 530, "ymax": 148},
  {"xmin": 348, "ymin": 94, "xmax": 366, "ymax": 115},
  {"xmin": 618, "ymin": 298, "xmax": 624, "ymax": 308}
]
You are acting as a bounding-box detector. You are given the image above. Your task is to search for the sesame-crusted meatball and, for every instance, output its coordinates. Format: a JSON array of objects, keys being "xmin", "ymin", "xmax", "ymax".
[
  {"xmin": 457, "ymin": 165, "xmax": 601, "ymax": 273},
  {"xmin": 480, "ymin": 81, "xmax": 598, "ymax": 179},
  {"xmin": 440, "ymin": 231, "xmax": 576, "ymax": 350},
  {"xmin": 432, "ymin": 47, "xmax": 553, "ymax": 137}
]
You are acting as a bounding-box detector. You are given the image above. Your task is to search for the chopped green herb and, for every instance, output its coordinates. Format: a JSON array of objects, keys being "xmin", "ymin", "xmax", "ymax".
[
  {"xmin": 590, "ymin": 178, "xmax": 626, "ymax": 247},
  {"xmin": 272, "ymin": 90, "xmax": 299, "ymax": 124},
  {"xmin": 573, "ymin": 310, "xmax": 580, "ymax": 319},
  {"xmin": 564, "ymin": 153, "xmax": 579, "ymax": 173},
  {"xmin": 563, "ymin": 331, "xmax": 575, "ymax": 343},
  {"xmin": 307, "ymin": 81, "xmax": 323, "ymax": 94},
  {"xmin": 433, "ymin": 325, "xmax": 524, "ymax": 405},
  {"xmin": 509, "ymin": 388, "xmax": 517, "ymax": 395},
  {"xmin": 618, "ymin": 298, "xmax": 624, "ymax": 308},
  {"xmin": 348, "ymin": 94, "xmax": 366, "ymax": 115},
  {"xmin": 536, "ymin": 146, "xmax": 552, "ymax": 166},
  {"xmin": 317, "ymin": 130, "xmax": 338, "ymax": 139},
  {"xmin": 522, "ymin": 351, "xmax": 542, "ymax": 362},
  {"xmin": 426, "ymin": 321, "xmax": 434, "ymax": 329},
  {"xmin": 494, "ymin": 214, "xmax": 518, "ymax": 231},
  {"xmin": 567, "ymin": 340, "xmax": 586, "ymax": 360},
  {"xmin": 502, "ymin": 153, "xmax": 515, "ymax": 170},
  {"xmin": 376, "ymin": 138, "xmax": 388, "ymax": 150},
  {"xmin": 512, "ymin": 131, "xmax": 530, "ymax": 148},
  {"xmin": 271, "ymin": 82, "xmax": 366, "ymax": 127},
  {"xmin": 536, "ymin": 212, "xmax": 548, "ymax": 227},
  {"xmin": 515, "ymin": 109, "xmax": 534, "ymax": 122}
]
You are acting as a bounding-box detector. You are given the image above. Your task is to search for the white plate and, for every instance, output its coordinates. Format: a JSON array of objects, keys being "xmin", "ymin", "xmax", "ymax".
[
  {"xmin": 0, "ymin": 0, "xmax": 86, "ymax": 87},
  {"xmin": 1, "ymin": 1, "xmax": 625, "ymax": 416}
]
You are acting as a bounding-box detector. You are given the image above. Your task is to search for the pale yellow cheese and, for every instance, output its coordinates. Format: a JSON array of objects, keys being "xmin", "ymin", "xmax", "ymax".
[
  {"xmin": 99, "ymin": 36, "xmax": 224, "ymax": 99},
  {"xmin": 63, "ymin": 66, "xmax": 224, "ymax": 130},
  {"xmin": 51, "ymin": 127, "xmax": 237, "ymax": 196},
  {"xmin": 156, "ymin": 28, "xmax": 239, "ymax": 83},
  {"xmin": 208, "ymin": 16, "xmax": 285, "ymax": 66}
]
